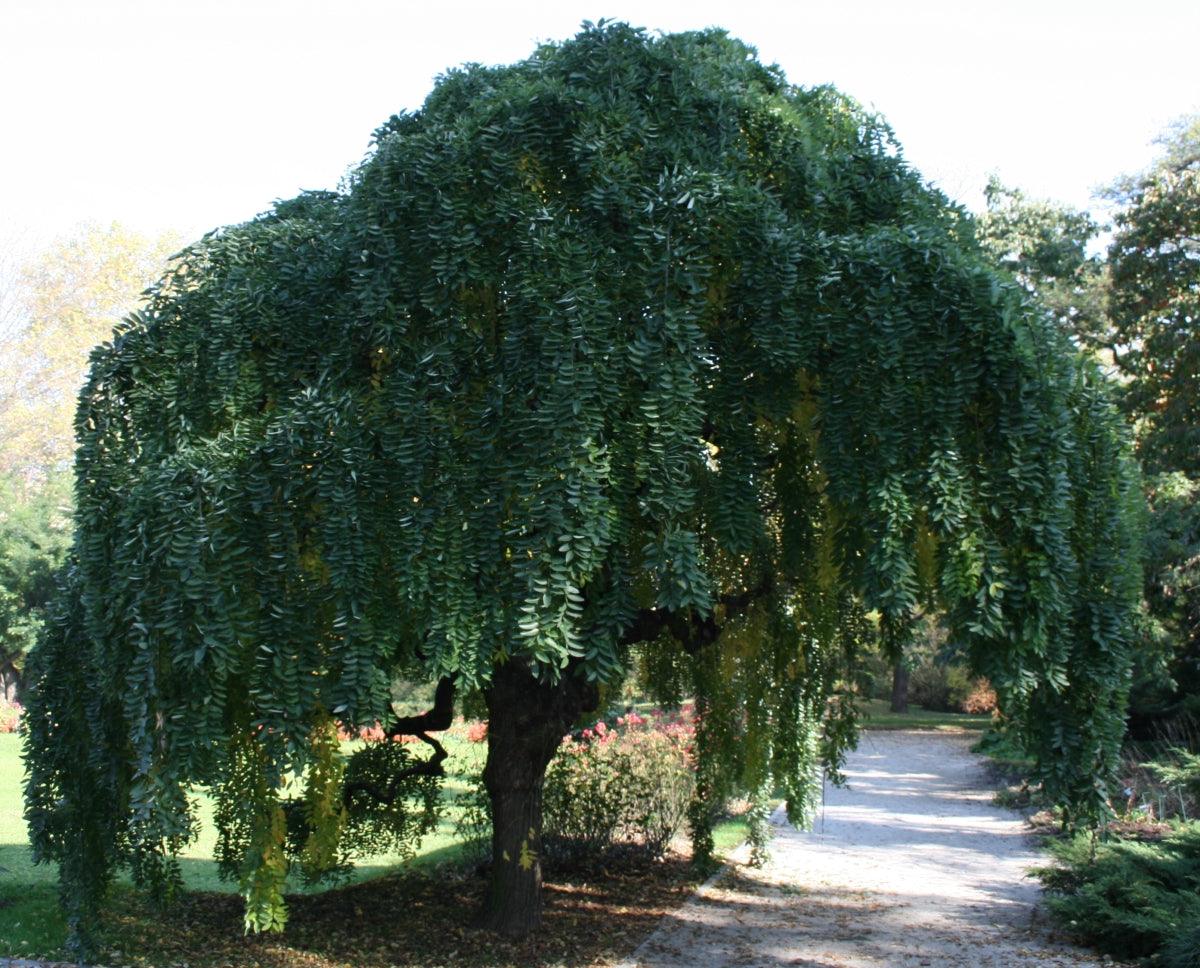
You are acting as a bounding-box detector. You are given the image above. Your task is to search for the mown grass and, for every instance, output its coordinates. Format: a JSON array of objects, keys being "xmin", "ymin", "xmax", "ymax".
[
  {"xmin": 858, "ymin": 698, "xmax": 992, "ymax": 731},
  {"xmin": 0, "ymin": 732, "xmax": 487, "ymax": 959},
  {"xmin": 0, "ymin": 733, "xmax": 63, "ymax": 959}
]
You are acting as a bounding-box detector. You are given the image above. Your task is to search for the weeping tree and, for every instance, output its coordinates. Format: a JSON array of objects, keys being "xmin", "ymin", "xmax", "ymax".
[{"xmin": 24, "ymin": 22, "xmax": 1142, "ymax": 952}]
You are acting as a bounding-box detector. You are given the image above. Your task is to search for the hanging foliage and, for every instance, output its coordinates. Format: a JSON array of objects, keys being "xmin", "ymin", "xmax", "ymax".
[{"xmin": 23, "ymin": 22, "xmax": 1142, "ymax": 950}]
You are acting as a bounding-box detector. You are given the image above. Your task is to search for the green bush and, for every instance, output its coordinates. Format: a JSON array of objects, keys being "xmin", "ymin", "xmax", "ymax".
[
  {"xmin": 858, "ymin": 649, "xmax": 893, "ymax": 702},
  {"xmin": 1033, "ymin": 823, "xmax": 1200, "ymax": 966},
  {"xmin": 908, "ymin": 660, "xmax": 978, "ymax": 712},
  {"xmin": 1148, "ymin": 748, "xmax": 1200, "ymax": 807},
  {"xmin": 907, "ymin": 661, "xmax": 948, "ymax": 710}
]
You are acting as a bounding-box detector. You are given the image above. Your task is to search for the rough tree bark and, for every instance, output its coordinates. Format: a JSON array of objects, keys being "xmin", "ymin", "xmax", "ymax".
[
  {"xmin": 478, "ymin": 661, "xmax": 597, "ymax": 937},
  {"xmin": 0, "ymin": 661, "xmax": 19, "ymax": 704}
]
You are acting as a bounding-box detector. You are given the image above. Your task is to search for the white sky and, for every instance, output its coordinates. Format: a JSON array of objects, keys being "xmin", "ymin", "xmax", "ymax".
[{"xmin": 2, "ymin": 0, "xmax": 1198, "ymax": 244}]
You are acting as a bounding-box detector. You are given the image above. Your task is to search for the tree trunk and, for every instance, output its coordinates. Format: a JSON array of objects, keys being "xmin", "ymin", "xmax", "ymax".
[
  {"xmin": 890, "ymin": 662, "xmax": 909, "ymax": 714},
  {"xmin": 0, "ymin": 664, "xmax": 18, "ymax": 704},
  {"xmin": 477, "ymin": 661, "xmax": 597, "ymax": 937}
]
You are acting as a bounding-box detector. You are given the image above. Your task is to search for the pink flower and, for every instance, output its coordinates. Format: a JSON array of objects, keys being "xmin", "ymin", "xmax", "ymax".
[
  {"xmin": 594, "ymin": 721, "xmax": 607, "ymax": 735},
  {"xmin": 0, "ymin": 702, "xmax": 20, "ymax": 734}
]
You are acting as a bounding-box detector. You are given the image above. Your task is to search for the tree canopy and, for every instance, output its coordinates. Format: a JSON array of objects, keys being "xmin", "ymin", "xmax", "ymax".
[
  {"xmin": 1107, "ymin": 116, "xmax": 1200, "ymax": 727},
  {"xmin": 24, "ymin": 22, "xmax": 1142, "ymax": 951},
  {"xmin": 1107, "ymin": 114, "xmax": 1200, "ymax": 477},
  {"xmin": 971, "ymin": 124, "xmax": 1200, "ymax": 732}
]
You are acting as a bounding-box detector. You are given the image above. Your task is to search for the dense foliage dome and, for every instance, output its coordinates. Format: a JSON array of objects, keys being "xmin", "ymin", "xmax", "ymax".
[{"xmin": 24, "ymin": 22, "xmax": 1141, "ymax": 949}]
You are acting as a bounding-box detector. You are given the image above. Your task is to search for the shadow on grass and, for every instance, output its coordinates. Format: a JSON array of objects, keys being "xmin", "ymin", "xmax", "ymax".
[
  {"xmin": 0, "ymin": 839, "xmax": 472, "ymax": 962},
  {"xmin": 99, "ymin": 853, "xmax": 698, "ymax": 968},
  {"xmin": 1, "ymin": 839, "xmax": 696, "ymax": 967}
]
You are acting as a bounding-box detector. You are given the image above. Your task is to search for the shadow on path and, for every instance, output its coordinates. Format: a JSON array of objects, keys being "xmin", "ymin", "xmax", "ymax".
[{"xmin": 620, "ymin": 730, "xmax": 1126, "ymax": 968}]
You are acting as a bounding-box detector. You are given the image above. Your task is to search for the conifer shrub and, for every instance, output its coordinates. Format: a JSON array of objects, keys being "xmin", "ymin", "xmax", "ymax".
[{"xmin": 1034, "ymin": 823, "xmax": 1200, "ymax": 966}]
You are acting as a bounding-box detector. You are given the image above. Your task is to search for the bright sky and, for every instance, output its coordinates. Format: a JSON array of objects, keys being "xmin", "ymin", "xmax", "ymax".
[{"xmin": 2, "ymin": 0, "xmax": 1198, "ymax": 244}]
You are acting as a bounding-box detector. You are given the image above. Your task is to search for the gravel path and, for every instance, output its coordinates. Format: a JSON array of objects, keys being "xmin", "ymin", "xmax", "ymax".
[{"xmin": 619, "ymin": 730, "xmax": 1119, "ymax": 968}]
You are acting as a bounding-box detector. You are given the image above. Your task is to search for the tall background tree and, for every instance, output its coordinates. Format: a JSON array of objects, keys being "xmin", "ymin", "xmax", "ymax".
[
  {"xmin": 1108, "ymin": 114, "xmax": 1200, "ymax": 477},
  {"xmin": 0, "ymin": 224, "xmax": 176, "ymax": 704},
  {"xmin": 976, "ymin": 115, "xmax": 1200, "ymax": 731},
  {"xmin": 23, "ymin": 24, "xmax": 1142, "ymax": 954},
  {"xmin": 0, "ymin": 222, "xmax": 180, "ymax": 490},
  {"xmin": 976, "ymin": 174, "xmax": 1110, "ymax": 352},
  {"xmin": 0, "ymin": 474, "xmax": 71, "ymax": 702},
  {"xmin": 1108, "ymin": 115, "xmax": 1200, "ymax": 726}
]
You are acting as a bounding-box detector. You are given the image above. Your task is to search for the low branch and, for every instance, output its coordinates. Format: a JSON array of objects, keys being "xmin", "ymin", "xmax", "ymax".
[
  {"xmin": 620, "ymin": 573, "xmax": 774, "ymax": 654},
  {"xmin": 343, "ymin": 676, "xmax": 455, "ymax": 806},
  {"xmin": 342, "ymin": 735, "xmax": 448, "ymax": 805},
  {"xmin": 386, "ymin": 675, "xmax": 455, "ymax": 737}
]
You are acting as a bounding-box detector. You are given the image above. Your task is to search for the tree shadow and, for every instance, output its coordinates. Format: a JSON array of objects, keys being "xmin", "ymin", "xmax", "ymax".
[{"xmin": 632, "ymin": 870, "xmax": 1104, "ymax": 967}]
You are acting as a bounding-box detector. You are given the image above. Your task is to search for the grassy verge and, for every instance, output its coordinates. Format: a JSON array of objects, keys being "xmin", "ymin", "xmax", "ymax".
[
  {"xmin": 0, "ymin": 732, "xmax": 486, "ymax": 960},
  {"xmin": 712, "ymin": 817, "xmax": 751, "ymax": 856},
  {"xmin": 0, "ymin": 734, "xmax": 64, "ymax": 959}
]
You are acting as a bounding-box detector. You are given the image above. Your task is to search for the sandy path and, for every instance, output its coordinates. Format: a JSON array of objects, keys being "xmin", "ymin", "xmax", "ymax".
[{"xmin": 618, "ymin": 730, "xmax": 1117, "ymax": 968}]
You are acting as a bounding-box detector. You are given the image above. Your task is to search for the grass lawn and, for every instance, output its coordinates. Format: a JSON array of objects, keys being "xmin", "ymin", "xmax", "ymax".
[
  {"xmin": 0, "ymin": 730, "xmax": 752, "ymax": 964},
  {"xmin": 0, "ymin": 731, "xmax": 488, "ymax": 960},
  {"xmin": 0, "ymin": 732, "xmax": 64, "ymax": 958},
  {"xmin": 858, "ymin": 698, "xmax": 993, "ymax": 732},
  {"xmin": 627, "ymin": 695, "xmax": 992, "ymax": 736}
]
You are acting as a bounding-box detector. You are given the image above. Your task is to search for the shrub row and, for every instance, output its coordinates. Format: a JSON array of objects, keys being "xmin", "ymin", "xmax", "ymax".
[{"xmin": 908, "ymin": 663, "xmax": 997, "ymax": 713}]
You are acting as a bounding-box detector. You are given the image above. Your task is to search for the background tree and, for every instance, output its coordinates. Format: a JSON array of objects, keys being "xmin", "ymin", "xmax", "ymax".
[
  {"xmin": 975, "ymin": 116, "xmax": 1200, "ymax": 733},
  {"xmin": 23, "ymin": 23, "xmax": 1142, "ymax": 953},
  {"xmin": 0, "ymin": 225, "xmax": 34, "ymax": 345},
  {"xmin": 0, "ymin": 224, "xmax": 175, "ymax": 701},
  {"xmin": 1107, "ymin": 114, "xmax": 1200, "ymax": 477},
  {"xmin": 1132, "ymin": 471, "xmax": 1200, "ymax": 728},
  {"xmin": 1106, "ymin": 115, "xmax": 1200, "ymax": 727},
  {"xmin": 0, "ymin": 222, "xmax": 179, "ymax": 489},
  {"xmin": 976, "ymin": 175, "xmax": 1110, "ymax": 352},
  {"xmin": 0, "ymin": 474, "xmax": 71, "ymax": 700}
]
